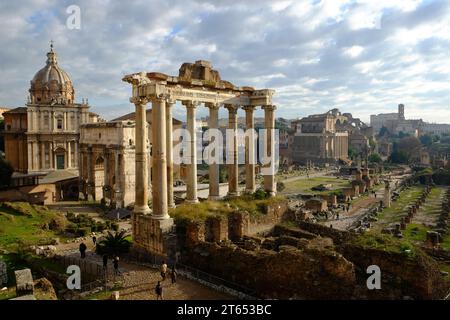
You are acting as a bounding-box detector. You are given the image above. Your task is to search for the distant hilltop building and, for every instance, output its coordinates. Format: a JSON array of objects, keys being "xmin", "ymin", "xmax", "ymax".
[
  {"xmin": 291, "ymin": 109, "xmax": 349, "ymax": 165},
  {"xmin": 2, "ymin": 44, "xmax": 99, "ymax": 174},
  {"xmin": 370, "ymin": 104, "xmax": 450, "ymax": 137}
]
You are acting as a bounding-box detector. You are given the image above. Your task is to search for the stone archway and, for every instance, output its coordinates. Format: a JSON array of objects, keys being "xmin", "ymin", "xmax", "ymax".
[{"xmin": 94, "ymin": 156, "xmax": 105, "ymax": 201}]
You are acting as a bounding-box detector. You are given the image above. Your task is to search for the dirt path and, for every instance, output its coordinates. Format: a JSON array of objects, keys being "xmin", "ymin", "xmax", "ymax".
[{"xmin": 413, "ymin": 186, "xmax": 447, "ymax": 226}]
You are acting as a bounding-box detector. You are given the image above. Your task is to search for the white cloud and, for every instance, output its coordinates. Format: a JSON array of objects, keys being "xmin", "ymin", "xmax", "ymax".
[{"xmin": 0, "ymin": 0, "xmax": 449, "ymax": 124}]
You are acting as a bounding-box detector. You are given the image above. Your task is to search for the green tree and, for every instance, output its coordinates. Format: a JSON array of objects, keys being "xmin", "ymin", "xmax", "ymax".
[
  {"xmin": 368, "ymin": 153, "xmax": 382, "ymax": 163},
  {"xmin": 348, "ymin": 146, "xmax": 358, "ymax": 159},
  {"xmin": 419, "ymin": 134, "xmax": 433, "ymax": 146},
  {"xmin": 96, "ymin": 230, "xmax": 131, "ymax": 256},
  {"xmin": 389, "ymin": 150, "xmax": 409, "ymax": 164},
  {"xmin": 378, "ymin": 126, "xmax": 388, "ymax": 137},
  {"xmin": 0, "ymin": 156, "xmax": 13, "ymax": 187}
]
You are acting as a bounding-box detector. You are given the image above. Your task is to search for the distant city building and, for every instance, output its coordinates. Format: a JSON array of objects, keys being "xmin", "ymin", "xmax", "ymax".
[
  {"xmin": 371, "ymin": 103, "xmax": 450, "ymax": 137},
  {"xmin": 0, "ymin": 107, "xmax": 11, "ymax": 120},
  {"xmin": 292, "ymin": 109, "xmax": 349, "ymax": 165},
  {"xmin": 422, "ymin": 122, "xmax": 450, "ymax": 136}
]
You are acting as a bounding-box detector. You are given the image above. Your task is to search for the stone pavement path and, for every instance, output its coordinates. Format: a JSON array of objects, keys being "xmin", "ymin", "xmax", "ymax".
[
  {"xmin": 321, "ymin": 174, "xmax": 405, "ymax": 230},
  {"xmin": 56, "ymin": 242, "xmax": 232, "ymax": 300}
]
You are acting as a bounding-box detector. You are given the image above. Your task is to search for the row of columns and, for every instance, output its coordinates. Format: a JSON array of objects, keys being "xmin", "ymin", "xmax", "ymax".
[
  {"xmin": 133, "ymin": 97, "xmax": 277, "ymax": 220},
  {"xmin": 28, "ymin": 109, "xmax": 86, "ymax": 133},
  {"xmin": 27, "ymin": 140, "xmax": 77, "ymax": 171}
]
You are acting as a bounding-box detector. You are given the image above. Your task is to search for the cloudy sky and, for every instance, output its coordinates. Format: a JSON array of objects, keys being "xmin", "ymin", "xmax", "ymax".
[{"xmin": 1, "ymin": 0, "xmax": 450, "ymax": 123}]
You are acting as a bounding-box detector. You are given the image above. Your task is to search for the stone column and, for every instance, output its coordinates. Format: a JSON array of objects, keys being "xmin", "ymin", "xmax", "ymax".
[
  {"xmin": 40, "ymin": 142, "xmax": 45, "ymax": 170},
  {"xmin": 166, "ymin": 99, "xmax": 175, "ymax": 208},
  {"xmin": 226, "ymin": 104, "xmax": 239, "ymax": 197},
  {"xmin": 67, "ymin": 141, "xmax": 72, "ymax": 168},
  {"xmin": 50, "ymin": 142, "xmax": 54, "ymax": 169},
  {"xmin": 384, "ymin": 180, "xmax": 391, "ymax": 208},
  {"xmin": 33, "ymin": 141, "xmax": 39, "ymax": 171},
  {"xmin": 133, "ymin": 100, "xmax": 151, "ymax": 215},
  {"xmin": 114, "ymin": 151, "xmax": 121, "ymax": 208},
  {"xmin": 183, "ymin": 101, "xmax": 199, "ymax": 203},
  {"xmin": 151, "ymin": 96, "xmax": 170, "ymax": 219},
  {"xmin": 103, "ymin": 151, "xmax": 109, "ymax": 187},
  {"xmin": 27, "ymin": 142, "xmax": 33, "ymax": 171},
  {"xmin": 206, "ymin": 103, "xmax": 220, "ymax": 200},
  {"xmin": 262, "ymin": 105, "xmax": 277, "ymax": 196},
  {"xmin": 243, "ymin": 106, "xmax": 256, "ymax": 193}
]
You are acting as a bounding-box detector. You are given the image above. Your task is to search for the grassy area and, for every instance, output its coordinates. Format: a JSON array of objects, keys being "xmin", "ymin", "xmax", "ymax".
[
  {"xmin": 352, "ymin": 231, "xmax": 417, "ymax": 258},
  {"xmin": 0, "ymin": 287, "xmax": 16, "ymax": 300},
  {"xmin": 374, "ymin": 186, "xmax": 425, "ymax": 229},
  {"xmin": 170, "ymin": 194, "xmax": 285, "ymax": 224},
  {"xmin": 282, "ymin": 176, "xmax": 351, "ymax": 195},
  {"xmin": 0, "ymin": 202, "xmax": 67, "ymax": 251}
]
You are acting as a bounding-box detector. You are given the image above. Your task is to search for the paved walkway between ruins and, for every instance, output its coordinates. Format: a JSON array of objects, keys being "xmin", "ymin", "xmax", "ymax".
[
  {"xmin": 321, "ymin": 174, "xmax": 405, "ymax": 230},
  {"xmin": 55, "ymin": 242, "xmax": 233, "ymax": 300}
]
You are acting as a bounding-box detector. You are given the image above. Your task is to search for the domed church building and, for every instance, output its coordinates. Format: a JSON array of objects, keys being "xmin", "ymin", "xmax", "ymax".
[{"xmin": 3, "ymin": 43, "xmax": 99, "ymax": 174}]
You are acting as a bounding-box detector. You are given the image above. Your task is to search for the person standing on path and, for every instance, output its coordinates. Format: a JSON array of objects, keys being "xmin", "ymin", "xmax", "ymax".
[
  {"xmin": 155, "ymin": 281, "xmax": 163, "ymax": 300},
  {"xmin": 113, "ymin": 256, "xmax": 120, "ymax": 276},
  {"xmin": 170, "ymin": 266, "xmax": 177, "ymax": 284},
  {"xmin": 102, "ymin": 254, "xmax": 108, "ymax": 270},
  {"xmin": 79, "ymin": 242, "xmax": 87, "ymax": 259},
  {"xmin": 160, "ymin": 261, "xmax": 167, "ymax": 281},
  {"xmin": 92, "ymin": 236, "xmax": 97, "ymax": 246}
]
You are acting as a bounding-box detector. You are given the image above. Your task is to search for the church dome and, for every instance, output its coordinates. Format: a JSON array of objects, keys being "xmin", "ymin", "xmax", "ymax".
[{"xmin": 29, "ymin": 43, "xmax": 75, "ymax": 105}]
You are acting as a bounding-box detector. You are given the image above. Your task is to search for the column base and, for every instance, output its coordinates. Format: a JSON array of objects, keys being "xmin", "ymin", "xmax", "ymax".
[
  {"xmin": 185, "ymin": 198, "xmax": 199, "ymax": 204},
  {"xmin": 227, "ymin": 191, "xmax": 240, "ymax": 197},
  {"xmin": 208, "ymin": 195, "xmax": 221, "ymax": 201},
  {"xmin": 168, "ymin": 202, "xmax": 176, "ymax": 209},
  {"xmin": 150, "ymin": 215, "xmax": 174, "ymax": 231},
  {"xmin": 245, "ymin": 188, "xmax": 256, "ymax": 194},
  {"xmin": 134, "ymin": 204, "xmax": 151, "ymax": 215},
  {"xmin": 266, "ymin": 191, "xmax": 277, "ymax": 197}
]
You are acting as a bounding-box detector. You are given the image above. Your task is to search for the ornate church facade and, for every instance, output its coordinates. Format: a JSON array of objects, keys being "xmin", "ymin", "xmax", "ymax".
[{"xmin": 3, "ymin": 44, "xmax": 99, "ymax": 174}]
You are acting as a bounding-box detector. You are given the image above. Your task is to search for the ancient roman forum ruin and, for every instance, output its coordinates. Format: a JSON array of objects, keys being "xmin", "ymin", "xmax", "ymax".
[{"xmin": 122, "ymin": 60, "xmax": 277, "ymax": 255}]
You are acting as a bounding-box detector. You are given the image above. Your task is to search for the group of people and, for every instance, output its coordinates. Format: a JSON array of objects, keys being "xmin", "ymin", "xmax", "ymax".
[
  {"xmin": 78, "ymin": 236, "xmax": 121, "ymax": 276},
  {"xmin": 155, "ymin": 261, "xmax": 178, "ymax": 300}
]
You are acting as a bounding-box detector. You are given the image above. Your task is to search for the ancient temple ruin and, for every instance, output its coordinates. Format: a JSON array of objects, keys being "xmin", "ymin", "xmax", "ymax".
[{"xmin": 122, "ymin": 60, "xmax": 276, "ymax": 256}]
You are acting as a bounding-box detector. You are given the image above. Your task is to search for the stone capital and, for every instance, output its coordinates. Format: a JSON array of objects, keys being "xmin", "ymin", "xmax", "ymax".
[
  {"xmin": 151, "ymin": 93, "xmax": 170, "ymax": 103},
  {"xmin": 225, "ymin": 104, "xmax": 239, "ymax": 114},
  {"xmin": 242, "ymin": 105, "xmax": 256, "ymax": 112},
  {"xmin": 182, "ymin": 100, "xmax": 200, "ymax": 109},
  {"xmin": 130, "ymin": 97, "xmax": 149, "ymax": 106},
  {"xmin": 205, "ymin": 102, "xmax": 220, "ymax": 110},
  {"xmin": 261, "ymin": 104, "xmax": 277, "ymax": 111}
]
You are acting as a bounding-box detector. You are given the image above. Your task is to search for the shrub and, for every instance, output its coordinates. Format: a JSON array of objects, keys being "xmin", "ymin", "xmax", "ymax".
[
  {"xmin": 96, "ymin": 222, "xmax": 106, "ymax": 232},
  {"xmin": 76, "ymin": 227, "xmax": 91, "ymax": 237},
  {"xmin": 111, "ymin": 222, "xmax": 119, "ymax": 232},
  {"xmin": 253, "ymin": 189, "xmax": 268, "ymax": 200},
  {"xmin": 276, "ymin": 182, "xmax": 286, "ymax": 192},
  {"xmin": 96, "ymin": 230, "xmax": 131, "ymax": 256},
  {"xmin": 66, "ymin": 212, "xmax": 75, "ymax": 220}
]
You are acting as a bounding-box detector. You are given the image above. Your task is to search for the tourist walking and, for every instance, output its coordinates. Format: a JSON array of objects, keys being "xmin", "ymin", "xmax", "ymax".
[
  {"xmin": 113, "ymin": 256, "xmax": 120, "ymax": 276},
  {"xmin": 102, "ymin": 254, "xmax": 108, "ymax": 270},
  {"xmin": 336, "ymin": 212, "xmax": 340, "ymax": 220},
  {"xmin": 92, "ymin": 236, "xmax": 97, "ymax": 246},
  {"xmin": 160, "ymin": 261, "xmax": 168, "ymax": 281},
  {"xmin": 155, "ymin": 281, "xmax": 163, "ymax": 300},
  {"xmin": 170, "ymin": 266, "xmax": 177, "ymax": 284},
  {"xmin": 79, "ymin": 242, "xmax": 87, "ymax": 259}
]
